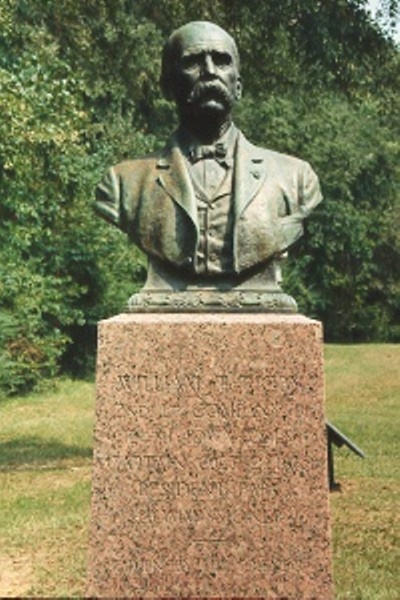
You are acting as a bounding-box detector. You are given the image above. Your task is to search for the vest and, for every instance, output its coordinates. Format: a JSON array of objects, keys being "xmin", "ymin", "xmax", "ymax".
[{"xmin": 190, "ymin": 167, "xmax": 234, "ymax": 275}]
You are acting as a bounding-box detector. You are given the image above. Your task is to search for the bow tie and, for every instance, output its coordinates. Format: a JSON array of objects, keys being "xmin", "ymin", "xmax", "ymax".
[{"xmin": 188, "ymin": 142, "xmax": 228, "ymax": 164}]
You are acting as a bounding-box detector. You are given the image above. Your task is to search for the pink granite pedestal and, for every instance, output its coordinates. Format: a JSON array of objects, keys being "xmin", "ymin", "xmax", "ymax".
[{"xmin": 87, "ymin": 314, "xmax": 332, "ymax": 598}]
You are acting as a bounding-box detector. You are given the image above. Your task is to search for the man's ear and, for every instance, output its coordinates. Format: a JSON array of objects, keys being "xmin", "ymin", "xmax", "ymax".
[{"xmin": 235, "ymin": 77, "xmax": 242, "ymax": 101}]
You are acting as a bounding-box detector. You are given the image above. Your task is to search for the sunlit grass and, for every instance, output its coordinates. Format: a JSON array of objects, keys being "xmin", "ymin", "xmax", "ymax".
[
  {"xmin": 0, "ymin": 379, "xmax": 94, "ymax": 597},
  {"xmin": 0, "ymin": 347, "xmax": 398, "ymax": 597},
  {"xmin": 325, "ymin": 345, "xmax": 399, "ymax": 599}
]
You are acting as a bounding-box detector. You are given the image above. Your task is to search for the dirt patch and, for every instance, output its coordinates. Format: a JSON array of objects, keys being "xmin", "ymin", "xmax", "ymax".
[{"xmin": 0, "ymin": 553, "xmax": 33, "ymax": 597}]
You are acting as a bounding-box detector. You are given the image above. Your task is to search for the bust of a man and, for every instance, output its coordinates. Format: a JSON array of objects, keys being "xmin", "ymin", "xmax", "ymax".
[{"xmin": 95, "ymin": 21, "xmax": 322, "ymax": 312}]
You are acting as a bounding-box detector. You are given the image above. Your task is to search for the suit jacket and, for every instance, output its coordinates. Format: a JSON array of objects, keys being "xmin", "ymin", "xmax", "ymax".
[{"xmin": 94, "ymin": 130, "xmax": 322, "ymax": 274}]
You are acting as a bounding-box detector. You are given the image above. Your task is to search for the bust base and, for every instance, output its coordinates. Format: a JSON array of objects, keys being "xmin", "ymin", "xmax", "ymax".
[{"xmin": 127, "ymin": 289, "xmax": 297, "ymax": 312}]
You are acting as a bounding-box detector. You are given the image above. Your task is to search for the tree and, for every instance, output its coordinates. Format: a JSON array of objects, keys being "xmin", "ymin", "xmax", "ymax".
[
  {"xmin": 0, "ymin": 5, "xmax": 146, "ymax": 394},
  {"xmin": 0, "ymin": 0, "xmax": 398, "ymax": 396}
]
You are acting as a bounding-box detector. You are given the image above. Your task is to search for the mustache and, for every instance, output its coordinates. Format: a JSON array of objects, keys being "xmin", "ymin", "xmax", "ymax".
[{"xmin": 186, "ymin": 80, "xmax": 232, "ymax": 105}]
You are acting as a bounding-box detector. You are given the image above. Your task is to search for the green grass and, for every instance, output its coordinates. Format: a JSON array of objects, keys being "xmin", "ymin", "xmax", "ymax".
[
  {"xmin": 325, "ymin": 345, "xmax": 399, "ymax": 599},
  {"xmin": 0, "ymin": 346, "xmax": 398, "ymax": 597},
  {"xmin": 0, "ymin": 380, "xmax": 94, "ymax": 597}
]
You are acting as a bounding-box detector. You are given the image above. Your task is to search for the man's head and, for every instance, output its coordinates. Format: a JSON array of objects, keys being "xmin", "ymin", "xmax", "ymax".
[{"xmin": 161, "ymin": 21, "xmax": 242, "ymax": 122}]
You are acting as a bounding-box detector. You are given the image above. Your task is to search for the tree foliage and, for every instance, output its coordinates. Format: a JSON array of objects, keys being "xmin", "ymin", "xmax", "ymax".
[{"xmin": 0, "ymin": 0, "xmax": 398, "ymax": 395}]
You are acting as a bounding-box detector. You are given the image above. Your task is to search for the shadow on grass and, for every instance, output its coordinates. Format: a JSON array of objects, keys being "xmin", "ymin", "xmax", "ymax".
[{"xmin": 0, "ymin": 436, "xmax": 92, "ymax": 470}]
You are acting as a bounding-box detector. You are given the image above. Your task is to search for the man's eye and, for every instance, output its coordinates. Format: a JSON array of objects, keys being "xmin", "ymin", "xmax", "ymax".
[
  {"xmin": 212, "ymin": 52, "xmax": 232, "ymax": 67},
  {"xmin": 180, "ymin": 55, "xmax": 200, "ymax": 69}
]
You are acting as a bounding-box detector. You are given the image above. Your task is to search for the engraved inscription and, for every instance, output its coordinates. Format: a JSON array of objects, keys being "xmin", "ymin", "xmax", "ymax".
[
  {"xmin": 116, "ymin": 369, "xmax": 299, "ymax": 398},
  {"xmin": 117, "ymin": 372, "xmax": 201, "ymax": 394},
  {"xmin": 103, "ymin": 357, "xmax": 311, "ymax": 593}
]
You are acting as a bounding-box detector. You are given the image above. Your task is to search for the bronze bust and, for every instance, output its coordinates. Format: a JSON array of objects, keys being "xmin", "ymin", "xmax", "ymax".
[{"xmin": 95, "ymin": 21, "xmax": 322, "ymax": 312}]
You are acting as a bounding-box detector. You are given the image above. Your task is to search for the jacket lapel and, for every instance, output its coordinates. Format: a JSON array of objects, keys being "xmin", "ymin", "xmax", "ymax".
[
  {"xmin": 155, "ymin": 131, "xmax": 266, "ymax": 237},
  {"xmin": 156, "ymin": 138, "xmax": 198, "ymax": 233},
  {"xmin": 233, "ymin": 132, "xmax": 267, "ymax": 220}
]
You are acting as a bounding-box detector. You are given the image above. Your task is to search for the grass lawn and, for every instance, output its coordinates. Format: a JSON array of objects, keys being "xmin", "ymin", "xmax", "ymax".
[
  {"xmin": 0, "ymin": 380, "xmax": 94, "ymax": 597},
  {"xmin": 325, "ymin": 345, "xmax": 399, "ymax": 599},
  {"xmin": 0, "ymin": 345, "xmax": 398, "ymax": 597}
]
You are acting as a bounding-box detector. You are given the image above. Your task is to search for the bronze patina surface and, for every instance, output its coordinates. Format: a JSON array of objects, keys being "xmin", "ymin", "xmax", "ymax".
[{"xmin": 95, "ymin": 21, "xmax": 322, "ymax": 312}]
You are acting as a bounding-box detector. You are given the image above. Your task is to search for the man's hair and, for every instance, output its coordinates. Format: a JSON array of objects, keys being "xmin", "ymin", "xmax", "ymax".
[{"xmin": 160, "ymin": 21, "xmax": 240, "ymax": 101}]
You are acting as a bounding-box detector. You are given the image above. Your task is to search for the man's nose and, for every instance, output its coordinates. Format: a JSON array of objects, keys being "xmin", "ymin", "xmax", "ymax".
[{"xmin": 203, "ymin": 54, "xmax": 216, "ymax": 75}]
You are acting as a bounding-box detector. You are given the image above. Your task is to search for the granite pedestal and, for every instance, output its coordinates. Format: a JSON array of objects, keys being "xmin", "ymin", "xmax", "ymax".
[{"xmin": 87, "ymin": 313, "xmax": 332, "ymax": 598}]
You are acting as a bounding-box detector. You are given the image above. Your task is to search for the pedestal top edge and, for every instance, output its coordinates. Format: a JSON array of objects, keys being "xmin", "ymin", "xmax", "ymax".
[{"xmin": 99, "ymin": 312, "xmax": 321, "ymax": 326}]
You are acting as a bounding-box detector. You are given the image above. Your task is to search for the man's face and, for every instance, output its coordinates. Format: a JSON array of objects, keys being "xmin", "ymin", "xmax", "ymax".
[{"xmin": 172, "ymin": 25, "xmax": 241, "ymax": 117}]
